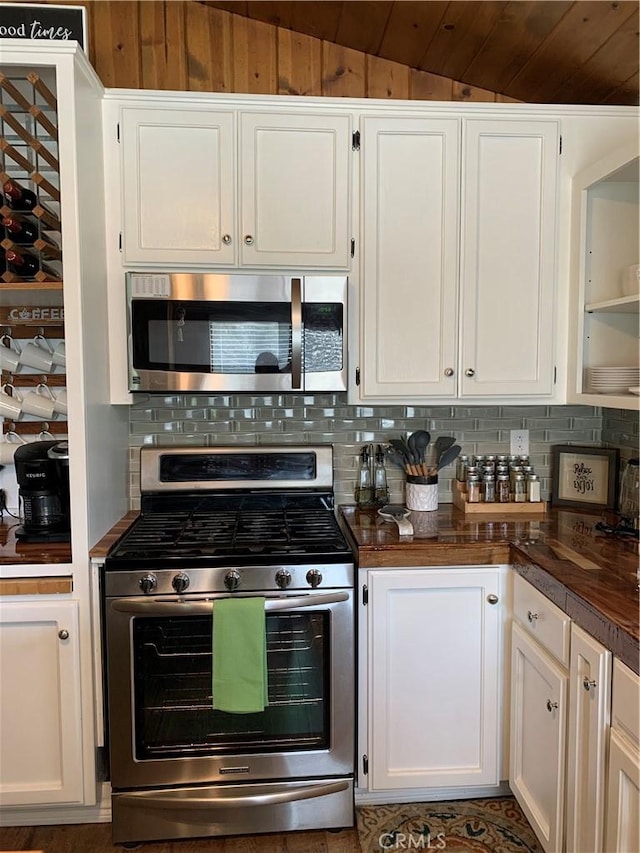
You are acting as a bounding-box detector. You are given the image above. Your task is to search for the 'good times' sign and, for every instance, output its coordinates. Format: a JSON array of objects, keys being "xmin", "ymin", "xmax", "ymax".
[{"xmin": 0, "ymin": 4, "xmax": 86, "ymax": 49}]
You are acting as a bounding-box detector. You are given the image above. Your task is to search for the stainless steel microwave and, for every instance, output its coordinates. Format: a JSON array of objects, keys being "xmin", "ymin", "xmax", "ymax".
[{"xmin": 126, "ymin": 272, "xmax": 348, "ymax": 393}]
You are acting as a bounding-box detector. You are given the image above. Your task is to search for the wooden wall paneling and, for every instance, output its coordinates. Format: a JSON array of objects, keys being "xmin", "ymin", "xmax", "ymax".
[
  {"xmin": 277, "ymin": 29, "xmax": 322, "ymax": 96},
  {"xmin": 321, "ymin": 43, "xmax": 366, "ymax": 98},
  {"xmin": 90, "ymin": 1, "xmax": 142, "ymax": 89},
  {"xmin": 185, "ymin": 3, "xmax": 233, "ymax": 91},
  {"xmin": 418, "ymin": 1, "xmax": 509, "ymax": 81},
  {"xmin": 334, "ymin": 1, "xmax": 394, "ymax": 56},
  {"xmin": 409, "ymin": 68, "xmax": 453, "ymax": 101},
  {"xmin": 555, "ymin": 9, "xmax": 640, "ymax": 105},
  {"xmin": 138, "ymin": 1, "xmax": 187, "ymax": 91},
  {"xmin": 231, "ymin": 14, "xmax": 277, "ymax": 94},
  {"xmin": 377, "ymin": 1, "xmax": 448, "ymax": 69},
  {"xmin": 452, "ymin": 80, "xmax": 498, "ymax": 102},
  {"xmin": 505, "ymin": 1, "xmax": 638, "ymax": 104},
  {"xmin": 463, "ymin": 0, "xmax": 572, "ymax": 95},
  {"xmin": 366, "ymin": 55, "xmax": 410, "ymax": 99}
]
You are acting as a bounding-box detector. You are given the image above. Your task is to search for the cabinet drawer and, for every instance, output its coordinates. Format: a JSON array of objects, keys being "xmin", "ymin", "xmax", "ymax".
[
  {"xmin": 612, "ymin": 658, "xmax": 640, "ymax": 745},
  {"xmin": 513, "ymin": 573, "xmax": 570, "ymax": 667}
]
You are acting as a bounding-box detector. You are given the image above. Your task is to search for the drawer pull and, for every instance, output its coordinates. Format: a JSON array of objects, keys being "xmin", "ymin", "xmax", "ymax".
[
  {"xmin": 527, "ymin": 610, "xmax": 538, "ymax": 623},
  {"xmin": 583, "ymin": 678, "xmax": 597, "ymax": 692},
  {"xmin": 487, "ymin": 594, "xmax": 499, "ymax": 605},
  {"xmin": 58, "ymin": 629, "xmax": 69, "ymax": 640},
  {"xmin": 546, "ymin": 699, "xmax": 558, "ymax": 712}
]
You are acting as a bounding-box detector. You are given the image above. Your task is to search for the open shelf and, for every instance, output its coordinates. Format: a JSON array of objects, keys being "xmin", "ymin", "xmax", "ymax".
[{"xmin": 585, "ymin": 294, "xmax": 640, "ymax": 314}]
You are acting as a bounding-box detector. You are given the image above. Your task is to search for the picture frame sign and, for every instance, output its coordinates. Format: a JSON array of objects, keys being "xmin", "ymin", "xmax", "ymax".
[
  {"xmin": 551, "ymin": 445, "xmax": 619, "ymax": 511},
  {"xmin": 0, "ymin": 4, "xmax": 87, "ymax": 50}
]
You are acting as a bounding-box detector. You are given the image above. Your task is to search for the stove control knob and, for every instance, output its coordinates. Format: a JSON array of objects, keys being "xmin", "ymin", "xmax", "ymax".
[
  {"xmin": 306, "ymin": 569, "xmax": 323, "ymax": 589},
  {"xmin": 224, "ymin": 570, "xmax": 241, "ymax": 591},
  {"xmin": 275, "ymin": 569, "xmax": 292, "ymax": 589},
  {"xmin": 172, "ymin": 572, "xmax": 190, "ymax": 594},
  {"xmin": 139, "ymin": 574, "xmax": 157, "ymax": 595}
]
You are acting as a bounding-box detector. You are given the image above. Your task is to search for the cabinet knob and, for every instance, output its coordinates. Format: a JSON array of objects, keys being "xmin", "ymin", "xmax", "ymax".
[
  {"xmin": 465, "ymin": 368, "xmax": 475, "ymax": 377},
  {"xmin": 444, "ymin": 368, "xmax": 455, "ymax": 377},
  {"xmin": 546, "ymin": 699, "xmax": 558, "ymax": 712},
  {"xmin": 527, "ymin": 610, "xmax": 538, "ymax": 623},
  {"xmin": 58, "ymin": 629, "xmax": 69, "ymax": 640},
  {"xmin": 583, "ymin": 677, "xmax": 597, "ymax": 692},
  {"xmin": 244, "ymin": 235, "xmax": 254, "ymax": 245},
  {"xmin": 487, "ymin": 594, "xmax": 499, "ymax": 604},
  {"xmin": 222, "ymin": 234, "xmax": 232, "ymax": 245}
]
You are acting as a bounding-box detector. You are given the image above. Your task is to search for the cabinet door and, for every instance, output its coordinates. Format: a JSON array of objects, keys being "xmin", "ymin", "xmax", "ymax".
[
  {"xmin": 460, "ymin": 120, "xmax": 559, "ymax": 397},
  {"xmin": 0, "ymin": 599, "xmax": 83, "ymax": 805},
  {"xmin": 367, "ymin": 567, "xmax": 501, "ymax": 790},
  {"xmin": 360, "ymin": 116, "xmax": 459, "ymax": 398},
  {"xmin": 510, "ymin": 621, "xmax": 567, "ymax": 853},
  {"xmin": 121, "ymin": 107, "xmax": 236, "ymax": 265},
  {"xmin": 605, "ymin": 728, "xmax": 640, "ymax": 853},
  {"xmin": 566, "ymin": 624, "xmax": 611, "ymax": 853},
  {"xmin": 239, "ymin": 112, "xmax": 351, "ymax": 268}
]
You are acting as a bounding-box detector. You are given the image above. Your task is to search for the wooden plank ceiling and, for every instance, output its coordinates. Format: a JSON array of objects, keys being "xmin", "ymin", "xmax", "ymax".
[{"xmin": 199, "ymin": 0, "xmax": 640, "ymax": 105}]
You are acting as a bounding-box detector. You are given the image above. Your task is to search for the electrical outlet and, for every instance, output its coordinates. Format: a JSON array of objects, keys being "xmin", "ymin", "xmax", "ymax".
[{"xmin": 510, "ymin": 429, "xmax": 529, "ymax": 456}]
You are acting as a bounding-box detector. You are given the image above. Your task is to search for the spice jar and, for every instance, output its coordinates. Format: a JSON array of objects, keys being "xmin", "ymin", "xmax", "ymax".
[
  {"xmin": 456, "ymin": 455, "xmax": 469, "ymax": 483},
  {"xmin": 496, "ymin": 474, "xmax": 511, "ymax": 502},
  {"xmin": 481, "ymin": 474, "xmax": 495, "ymax": 503},
  {"xmin": 526, "ymin": 473, "xmax": 541, "ymax": 503},
  {"xmin": 513, "ymin": 473, "xmax": 526, "ymax": 502},
  {"xmin": 467, "ymin": 474, "xmax": 481, "ymax": 503}
]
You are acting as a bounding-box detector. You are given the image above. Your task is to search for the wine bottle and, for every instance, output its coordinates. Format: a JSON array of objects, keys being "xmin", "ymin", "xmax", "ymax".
[
  {"xmin": 2, "ymin": 215, "xmax": 58, "ymax": 248},
  {"xmin": 5, "ymin": 247, "xmax": 59, "ymax": 279},
  {"xmin": 3, "ymin": 178, "xmax": 38, "ymax": 211}
]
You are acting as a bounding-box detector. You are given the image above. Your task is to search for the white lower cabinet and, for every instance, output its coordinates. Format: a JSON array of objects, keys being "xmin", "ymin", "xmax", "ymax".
[
  {"xmin": 604, "ymin": 659, "xmax": 640, "ymax": 853},
  {"xmin": 360, "ymin": 566, "xmax": 503, "ymax": 793},
  {"xmin": 565, "ymin": 624, "xmax": 611, "ymax": 853},
  {"xmin": 510, "ymin": 574, "xmax": 571, "ymax": 853},
  {"xmin": 0, "ymin": 599, "xmax": 84, "ymax": 806}
]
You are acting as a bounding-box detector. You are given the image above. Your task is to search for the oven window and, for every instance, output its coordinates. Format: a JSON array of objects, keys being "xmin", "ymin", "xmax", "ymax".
[{"xmin": 132, "ymin": 611, "xmax": 330, "ymax": 759}]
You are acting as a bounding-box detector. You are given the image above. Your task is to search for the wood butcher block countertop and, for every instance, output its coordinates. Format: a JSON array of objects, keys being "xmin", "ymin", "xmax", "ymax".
[{"xmin": 340, "ymin": 504, "xmax": 639, "ymax": 673}]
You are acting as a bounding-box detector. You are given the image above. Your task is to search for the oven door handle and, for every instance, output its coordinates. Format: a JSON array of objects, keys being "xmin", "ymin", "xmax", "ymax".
[
  {"xmin": 111, "ymin": 591, "xmax": 349, "ymax": 615},
  {"xmin": 116, "ymin": 779, "xmax": 350, "ymax": 811}
]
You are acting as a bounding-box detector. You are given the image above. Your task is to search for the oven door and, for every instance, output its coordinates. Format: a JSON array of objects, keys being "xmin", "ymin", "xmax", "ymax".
[{"xmin": 105, "ymin": 589, "xmax": 354, "ymax": 789}]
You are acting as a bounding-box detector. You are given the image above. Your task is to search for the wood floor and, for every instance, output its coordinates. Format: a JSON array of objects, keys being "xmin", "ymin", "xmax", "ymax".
[{"xmin": 0, "ymin": 823, "xmax": 361, "ymax": 852}]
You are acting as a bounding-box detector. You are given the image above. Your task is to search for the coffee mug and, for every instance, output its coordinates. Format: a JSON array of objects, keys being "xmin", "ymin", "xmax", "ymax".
[
  {"xmin": 0, "ymin": 383, "xmax": 23, "ymax": 420},
  {"xmin": 20, "ymin": 383, "xmax": 57, "ymax": 419},
  {"xmin": 52, "ymin": 341, "xmax": 66, "ymax": 369},
  {"xmin": 0, "ymin": 431, "xmax": 27, "ymax": 465},
  {"xmin": 0, "ymin": 334, "xmax": 21, "ymax": 373},
  {"xmin": 19, "ymin": 335, "xmax": 54, "ymax": 372},
  {"xmin": 37, "ymin": 428, "xmax": 55, "ymax": 441},
  {"xmin": 52, "ymin": 388, "xmax": 68, "ymax": 416}
]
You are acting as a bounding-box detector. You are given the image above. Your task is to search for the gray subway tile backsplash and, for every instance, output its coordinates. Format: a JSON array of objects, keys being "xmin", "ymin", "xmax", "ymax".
[{"xmin": 126, "ymin": 396, "xmax": 638, "ymax": 510}]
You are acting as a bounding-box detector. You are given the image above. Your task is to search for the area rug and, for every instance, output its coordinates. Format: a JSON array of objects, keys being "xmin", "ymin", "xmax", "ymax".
[{"xmin": 357, "ymin": 796, "xmax": 543, "ymax": 852}]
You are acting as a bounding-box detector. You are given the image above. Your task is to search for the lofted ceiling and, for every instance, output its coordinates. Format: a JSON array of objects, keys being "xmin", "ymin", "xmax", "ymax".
[{"xmin": 199, "ymin": 1, "xmax": 639, "ymax": 105}]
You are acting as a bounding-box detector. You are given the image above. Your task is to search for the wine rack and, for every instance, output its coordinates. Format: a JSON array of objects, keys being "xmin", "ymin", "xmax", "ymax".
[{"xmin": 0, "ymin": 70, "xmax": 62, "ymax": 284}]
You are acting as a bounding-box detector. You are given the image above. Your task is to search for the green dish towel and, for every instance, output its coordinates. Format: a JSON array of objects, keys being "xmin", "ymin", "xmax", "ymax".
[{"xmin": 212, "ymin": 596, "xmax": 268, "ymax": 713}]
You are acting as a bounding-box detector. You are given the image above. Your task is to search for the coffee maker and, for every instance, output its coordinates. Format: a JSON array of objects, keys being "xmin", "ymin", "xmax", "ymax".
[{"xmin": 14, "ymin": 440, "xmax": 70, "ymax": 542}]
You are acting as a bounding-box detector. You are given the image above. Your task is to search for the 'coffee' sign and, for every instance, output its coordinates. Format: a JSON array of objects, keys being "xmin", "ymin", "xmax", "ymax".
[{"xmin": 0, "ymin": 4, "xmax": 86, "ymax": 49}]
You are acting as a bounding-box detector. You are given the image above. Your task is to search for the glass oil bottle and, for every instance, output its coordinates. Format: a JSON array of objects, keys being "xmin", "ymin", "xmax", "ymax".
[
  {"xmin": 355, "ymin": 444, "xmax": 374, "ymax": 508},
  {"xmin": 373, "ymin": 444, "xmax": 389, "ymax": 507}
]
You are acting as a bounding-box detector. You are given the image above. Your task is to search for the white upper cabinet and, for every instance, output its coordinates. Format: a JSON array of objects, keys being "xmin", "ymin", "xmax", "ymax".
[
  {"xmin": 117, "ymin": 103, "xmax": 351, "ymax": 270},
  {"xmin": 120, "ymin": 107, "xmax": 236, "ymax": 266},
  {"xmin": 239, "ymin": 112, "xmax": 351, "ymax": 268},
  {"xmin": 358, "ymin": 115, "xmax": 559, "ymax": 402},
  {"xmin": 360, "ymin": 116, "xmax": 460, "ymax": 399},
  {"xmin": 567, "ymin": 140, "xmax": 639, "ymax": 411},
  {"xmin": 460, "ymin": 119, "xmax": 558, "ymax": 398}
]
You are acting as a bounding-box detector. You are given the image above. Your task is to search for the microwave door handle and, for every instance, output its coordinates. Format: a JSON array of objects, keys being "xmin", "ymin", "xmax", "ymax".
[
  {"xmin": 291, "ymin": 277, "xmax": 303, "ymax": 389},
  {"xmin": 110, "ymin": 591, "xmax": 349, "ymax": 616}
]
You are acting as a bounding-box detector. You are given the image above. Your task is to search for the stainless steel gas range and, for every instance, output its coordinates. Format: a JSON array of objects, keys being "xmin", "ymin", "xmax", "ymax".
[{"xmin": 102, "ymin": 445, "xmax": 354, "ymax": 845}]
